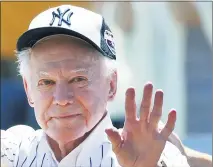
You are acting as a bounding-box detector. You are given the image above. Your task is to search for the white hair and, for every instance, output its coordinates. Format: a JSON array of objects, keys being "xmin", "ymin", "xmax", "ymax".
[
  {"xmin": 16, "ymin": 48, "xmax": 32, "ymax": 80},
  {"xmin": 15, "ymin": 47, "xmax": 117, "ymax": 80}
]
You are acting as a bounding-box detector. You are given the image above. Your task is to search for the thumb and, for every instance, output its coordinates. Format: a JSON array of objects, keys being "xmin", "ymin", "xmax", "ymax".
[{"xmin": 105, "ymin": 128, "xmax": 122, "ymax": 153}]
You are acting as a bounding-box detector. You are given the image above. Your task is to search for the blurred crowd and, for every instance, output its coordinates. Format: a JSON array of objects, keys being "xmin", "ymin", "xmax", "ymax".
[{"xmin": 1, "ymin": 1, "xmax": 212, "ymax": 154}]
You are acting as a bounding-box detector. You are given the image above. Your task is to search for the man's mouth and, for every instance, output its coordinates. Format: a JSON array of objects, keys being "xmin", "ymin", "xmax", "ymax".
[{"xmin": 55, "ymin": 114, "xmax": 81, "ymax": 119}]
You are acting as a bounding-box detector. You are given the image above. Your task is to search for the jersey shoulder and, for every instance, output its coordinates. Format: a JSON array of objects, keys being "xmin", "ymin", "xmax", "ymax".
[{"xmin": 1, "ymin": 125, "xmax": 42, "ymax": 167}]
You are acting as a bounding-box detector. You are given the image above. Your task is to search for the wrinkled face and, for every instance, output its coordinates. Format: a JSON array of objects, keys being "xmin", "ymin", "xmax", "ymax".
[{"xmin": 23, "ymin": 35, "xmax": 117, "ymax": 143}]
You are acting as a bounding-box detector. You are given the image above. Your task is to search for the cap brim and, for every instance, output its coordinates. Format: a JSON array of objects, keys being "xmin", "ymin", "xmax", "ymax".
[{"xmin": 16, "ymin": 27, "xmax": 106, "ymax": 56}]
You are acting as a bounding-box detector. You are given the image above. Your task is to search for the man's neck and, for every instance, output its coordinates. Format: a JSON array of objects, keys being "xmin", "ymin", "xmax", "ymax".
[
  {"xmin": 47, "ymin": 132, "xmax": 89, "ymax": 162},
  {"xmin": 47, "ymin": 112, "xmax": 108, "ymax": 162}
]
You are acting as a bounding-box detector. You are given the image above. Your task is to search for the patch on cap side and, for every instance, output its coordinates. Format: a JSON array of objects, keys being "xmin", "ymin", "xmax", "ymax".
[{"xmin": 104, "ymin": 30, "xmax": 116, "ymax": 56}]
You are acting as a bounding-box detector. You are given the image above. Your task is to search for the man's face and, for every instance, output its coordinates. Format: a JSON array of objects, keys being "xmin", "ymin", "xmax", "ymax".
[{"xmin": 24, "ymin": 35, "xmax": 117, "ymax": 143}]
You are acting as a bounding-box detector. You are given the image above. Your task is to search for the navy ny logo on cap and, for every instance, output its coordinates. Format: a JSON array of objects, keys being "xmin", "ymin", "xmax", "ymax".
[{"xmin": 49, "ymin": 8, "xmax": 73, "ymax": 26}]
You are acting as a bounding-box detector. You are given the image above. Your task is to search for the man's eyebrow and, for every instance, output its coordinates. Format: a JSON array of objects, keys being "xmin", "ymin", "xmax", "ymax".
[
  {"xmin": 69, "ymin": 68, "xmax": 88, "ymax": 73},
  {"xmin": 37, "ymin": 71, "xmax": 51, "ymax": 77},
  {"xmin": 36, "ymin": 68, "xmax": 89, "ymax": 76}
]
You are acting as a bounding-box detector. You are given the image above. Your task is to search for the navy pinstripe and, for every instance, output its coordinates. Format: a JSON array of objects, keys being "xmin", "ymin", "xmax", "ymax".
[
  {"xmin": 29, "ymin": 156, "xmax": 36, "ymax": 167},
  {"xmin": 90, "ymin": 157, "xmax": 92, "ymax": 167},
  {"xmin": 15, "ymin": 141, "xmax": 23, "ymax": 167},
  {"xmin": 41, "ymin": 153, "xmax": 46, "ymax": 167},
  {"xmin": 101, "ymin": 144, "xmax": 103, "ymax": 159},
  {"xmin": 20, "ymin": 157, "xmax": 27, "ymax": 167}
]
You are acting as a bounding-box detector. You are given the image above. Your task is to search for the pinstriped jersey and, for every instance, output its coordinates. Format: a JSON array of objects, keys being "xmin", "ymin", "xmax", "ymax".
[
  {"xmin": 1, "ymin": 113, "xmax": 120, "ymax": 167},
  {"xmin": 1, "ymin": 113, "xmax": 189, "ymax": 167}
]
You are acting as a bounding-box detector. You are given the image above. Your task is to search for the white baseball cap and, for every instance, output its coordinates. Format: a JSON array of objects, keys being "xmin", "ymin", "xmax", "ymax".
[{"xmin": 16, "ymin": 5, "xmax": 116, "ymax": 60}]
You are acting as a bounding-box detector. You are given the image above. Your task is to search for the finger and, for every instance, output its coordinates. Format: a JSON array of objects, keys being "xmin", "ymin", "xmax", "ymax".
[
  {"xmin": 140, "ymin": 82, "xmax": 153, "ymax": 122},
  {"xmin": 125, "ymin": 88, "xmax": 137, "ymax": 120},
  {"xmin": 149, "ymin": 90, "xmax": 163, "ymax": 129},
  {"xmin": 105, "ymin": 128, "xmax": 123, "ymax": 154},
  {"xmin": 160, "ymin": 109, "xmax": 176, "ymax": 139}
]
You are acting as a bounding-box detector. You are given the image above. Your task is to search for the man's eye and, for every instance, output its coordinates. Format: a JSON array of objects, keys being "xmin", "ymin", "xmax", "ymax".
[
  {"xmin": 38, "ymin": 79, "xmax": 55, "ymax": 86},
  {"xmin": 69, "ymin": 77, "xmax": 87, "ymax": 83}
]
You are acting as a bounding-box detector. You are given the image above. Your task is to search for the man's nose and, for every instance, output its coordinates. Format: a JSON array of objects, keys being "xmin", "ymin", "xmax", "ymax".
[{"xmin": 53, "ymin": 83, "xmax": 74, "ymax": 106}]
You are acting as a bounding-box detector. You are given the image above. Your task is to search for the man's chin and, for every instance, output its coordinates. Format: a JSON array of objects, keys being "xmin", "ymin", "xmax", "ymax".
[{"xmin": 46, "ymin": 127, "xmax": 86, "ymax": 143}]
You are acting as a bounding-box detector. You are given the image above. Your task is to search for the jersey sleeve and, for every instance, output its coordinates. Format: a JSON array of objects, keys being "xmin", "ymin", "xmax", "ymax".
[
  {"xmin": 1, "ymin": 125, "xmax": 35, "ymax": 167},
  {"xmin": 158, "ymin": 141, "xmax": 190, "ymax": 167}
]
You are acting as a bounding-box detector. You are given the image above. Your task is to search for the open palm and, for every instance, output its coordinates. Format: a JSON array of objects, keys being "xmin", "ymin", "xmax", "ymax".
[{"xmin": 105, "ymin": 82, "xmax": 176, "ymax": 167}]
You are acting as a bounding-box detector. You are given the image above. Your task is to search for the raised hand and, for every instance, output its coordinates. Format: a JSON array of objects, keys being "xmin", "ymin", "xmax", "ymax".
[{"xmin": 105, "ymin": 82, "xmax": 177, "ymax": 167}]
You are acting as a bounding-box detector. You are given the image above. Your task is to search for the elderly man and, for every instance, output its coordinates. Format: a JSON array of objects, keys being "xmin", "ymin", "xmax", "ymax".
[{"xmin": 0, "ymin": 4, "xmax": 209, "ymax": 167}]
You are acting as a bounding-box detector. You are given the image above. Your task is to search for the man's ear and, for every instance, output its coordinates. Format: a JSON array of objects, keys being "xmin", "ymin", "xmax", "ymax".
[
  {"xmin": 108, "ymin": 71, "xmax": 117, "ymax": 101},
  {"xmin": 23, "ymin": 78, "xmax": 34, "ymax": 107}
]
